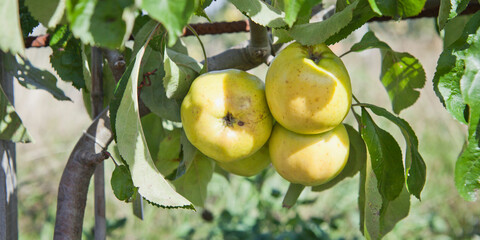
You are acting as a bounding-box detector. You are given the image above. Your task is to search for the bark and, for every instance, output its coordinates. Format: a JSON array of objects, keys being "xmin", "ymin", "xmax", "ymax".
[{"xmin": 53, "ymin": 109, "xmax": 112, "ymax": 240}]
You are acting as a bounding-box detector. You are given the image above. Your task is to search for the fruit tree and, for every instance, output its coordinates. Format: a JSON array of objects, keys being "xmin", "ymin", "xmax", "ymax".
[{"xmin": 1, "ymin": 0, "xmax": 480, "ymax": 239}]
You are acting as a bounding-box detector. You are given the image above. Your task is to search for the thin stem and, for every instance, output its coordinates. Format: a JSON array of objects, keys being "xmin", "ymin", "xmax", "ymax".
[
  {"xmin": 351, "ymin": 106, "xmax": 363, "ymax": 129},
  {"xmin": 339, "ymin": 50, "xmax": 351, "ymax": 58},
  {"xmin": 352, "ymin": 103, "xmax": 371, "ymax": 107},
  {"xmin": 187, "ymin": 25, "xmax": 208, "ymax": 72},
  {"xmin": 352, "ymin": 94, "xmax": 361, "ymax": 104},
  {"xmin": 105, "ymin": 151, "xmax": 119, "ymax": 167}
]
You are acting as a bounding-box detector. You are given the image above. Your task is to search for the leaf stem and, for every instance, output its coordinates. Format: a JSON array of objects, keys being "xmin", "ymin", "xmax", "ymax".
[
  {"xmin": 187, "ymin": 25, "xmax": 208, "ymax": 72},
  {"xmin": 351, "ymin": 94, "xmax": 364, "ymax": 129},
  {"xmin": 339, "ymin": 50, "xmax": 352, "ymax": 58},
  {"xmin": 352, "ymin": 103, "xmax": 370, "ymax": 107},
  {"xmin": 352, "ymin": 94, "xmax": 361, "ymax": 104}
]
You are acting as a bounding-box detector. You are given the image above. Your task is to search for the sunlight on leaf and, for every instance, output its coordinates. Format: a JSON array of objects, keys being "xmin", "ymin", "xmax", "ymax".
[
  {"xmin": 367, "ymin": 0, "xmax": 425, "ymax": 19},
  {"xmin": 0, "ymin": 86, "xmax": 33, "ymax": 143},
  {"xmin": 0, "ymin": 0, "xmax": 25, "ymax": 55},
  {"xmin": 289, "ymin": 0, "xmax": 358, "ymax": 46},
  {"xmin": 115, "ymin": 42, "xmax": 193, "ymax": 209},
  {"xmin": 228, "ymin": 0, "xmax": 286, "ymax": 28},
  {"xmin": 454, "ymin": 23, "xmax": 480, "ymax": 201}
]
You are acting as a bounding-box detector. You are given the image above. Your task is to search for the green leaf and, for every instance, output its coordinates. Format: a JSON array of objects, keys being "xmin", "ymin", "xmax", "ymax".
[
  {"xmin": 289, "ymin": 0, "xmax": 358, "ymax": 46},
  {"xmin": 283, "ymin": 0, "xmax": 305, "ymax": 27},
  {"xmin": 438, "ymin": 0, "xmax": 470, "ymax": 29},
  {"xmin": 66, "ymin": 0, "xmax": 134, "ymax": 48},
  {"xmin": 141, "ymin": 113, "xmax": 165, "ymax": 161},
  {"xmin": 141, "ymin": 0, "xmax": 196, "ymax": 46},
  {"xmin": 336, "ymin": 0, "xmax": 352, "ymax": 11},
  {"xmin": 443, "ymin": 15, "xmax": 472, "ymax": 49},
  {"xmin": 0, "ymin": 86, "xmax": 32, "ymax": 143},
  {"xmin": 312, "ymin": 124, "xmax": 366, "ymax": 192},
  {"xmin": 156, "ymin": 128, "xmax": 182, "ymax": 176},
  {"xmin": 0, "ymin": 0, "xmax": 25, "ymax": 55},
  {"xmin": 350, "ymin": 31, "xmax": 426, "ymax": 114},
  {"xmin": 163, "ymin": 48, "xmax": 201, "ymax": 100},
  {"xmin": 82, "ymin": 57, "xmax": 118, "ymax": 118},
  {"xmin": 25, "ymin": 0, "xmax": 65, "ymax": 28},
  {"xmin": 114, "ymin": 41, "xmax": 193, "ymax": 209},
  {"xmin": 50, "ymin": 31, "xmax": 85, "ymax": 89},
  {"xmin": 4, "ymin": 54, "xmax": 70, "ymax": 101},
  {"xmin": 132, "ymin": 20, "xmax": 159, "ymax": 60},
  {"xmin": 349, "ymin": 31, "xmax": 391, "ymax": 53},
  {"xmin": 282, "ymin": 183, "xmax": 305, "ymax": 208},
  {"xmin": 454, "ymin": 23, "xmax": 480, "ymax": 201},
  {"xmin": 325, "ymin": 0, "xmax": 377, "ymax": 45},
  {"xmin": 228, "ymin": 0, "xmax": 287, "ymax": 28},
  {"xmin": 380, "ymin": 51, "xmax": 426, "ymax": 114},
  {"xmin": 433, "ymin": 49, "xmax": 467, "ymax": 123},
  {"xmin": 140, "ymin": 48, "xmax": 182, "ymax": 122},
  {"xmin": 367, "ymin": 0, "xmax": 425, "ymax": 18},
  {"xmin": 111, "ymin": 165, "xmax": 136, "ymax": 201},
  {"xmin": 19, "ymin": 0, "xmax": 40, "ymax": 38},
  {"xmin": 172, "ymin": 151, "xmax": 214, "ymax": 207},
  {"xmin": 195, "ymin": 0, "xmax": 213, "ymax": 21},
  {"xmin": 433, "ymin": 11, "xmax": 480, "ymax": 124},
  {"xmin": 361, "ymin": 108, "xmax": 404, "ymax": 201},
  {"xmin": 361, "ymin": 104, "xmax": 426, "ymax": 200},
  {"xmin": 455, "ymin": 137, "xmax": 480, "ymax": 201},
  {"xmin": 175, "ymin": 130, "xmax": 197, "ymax": 179},
  {"xmin": 359, "ymin": 150, "xmax": 410, "ymax": 239}
]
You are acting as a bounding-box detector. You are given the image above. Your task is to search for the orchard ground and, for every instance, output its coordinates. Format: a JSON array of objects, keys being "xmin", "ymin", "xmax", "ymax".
[{"xmin": 14, "ymin": 9, "xmax": 480, "ymax": 240}]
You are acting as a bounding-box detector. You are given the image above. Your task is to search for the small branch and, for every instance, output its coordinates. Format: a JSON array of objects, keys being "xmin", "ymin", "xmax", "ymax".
[
  {"xmin": 182, "ymin": 20, "xmax": 249, "ymax": 36},
  {"xmin": 205, "ymin": 19, "xmax": 271, "ymax": 71},
  {"xmin": 103, "ymin": 49, "xmax": 126, "ymax": 83},
  {"xmin": 54, "ymin": 109, "xmax": 113, "ymax": 240}
]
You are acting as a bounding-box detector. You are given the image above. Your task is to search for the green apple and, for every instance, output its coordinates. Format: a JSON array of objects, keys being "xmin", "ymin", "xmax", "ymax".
[
  {"xmin": 181, "ymin": 69, "xmax": 274, "ymax": 163},
  {"xmin": 216, "ymin": 144, "xmax": 271, "ymax": 177},
  {"xmin": 266, "ymin": 42, "xmax": 352, "ymax": 134},
  {"xmin": 269, "ymin": 124, "xmax": 349, "ymax": 186}
]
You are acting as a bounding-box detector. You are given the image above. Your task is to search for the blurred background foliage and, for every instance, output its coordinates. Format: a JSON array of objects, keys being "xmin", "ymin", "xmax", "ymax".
[{"xmin": 14, "ymin": 1, "xmax": 480, "ymax": 239}]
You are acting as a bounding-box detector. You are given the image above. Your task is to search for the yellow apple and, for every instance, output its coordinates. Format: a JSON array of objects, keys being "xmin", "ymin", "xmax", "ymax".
[
  {"xmin": 181, "ymin": 69, "xmax": 274, "ymax": 163},
  {"xmin": 216, "ymin": 145, "xmax": 271, "ymax": 177},
  {"xmin": 269, "ymin": 124, "xmax": 349, "ymax": 186},
  {"xmin": 265, "ymin": 42, "xmax": 352, "ymax": 134}
]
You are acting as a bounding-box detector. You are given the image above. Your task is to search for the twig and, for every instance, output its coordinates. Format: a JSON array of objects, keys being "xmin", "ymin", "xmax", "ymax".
[
  {"xmin": 103, "ymin": 49, "xmax": 126, "ymax": 82},
  {"xmin": 205, "ymin": 19, "xmax": 271, "ymax": 71}
]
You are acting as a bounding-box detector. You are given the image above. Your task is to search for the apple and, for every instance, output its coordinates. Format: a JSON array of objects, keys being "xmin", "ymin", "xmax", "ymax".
[
  {"xmin": 265, "ymin": 42, "xmax": 352, "ymax": 134},
  {"xmin": 269, "ymin": 124, "xmax": 350, "ymax": 186},
  {"xmin": 181, "ymin": 69, "xmax": 274, "ymax": 163},
  {"xmin": 216, "ymin": 144, "xmax": 270, "ymax": 177}
]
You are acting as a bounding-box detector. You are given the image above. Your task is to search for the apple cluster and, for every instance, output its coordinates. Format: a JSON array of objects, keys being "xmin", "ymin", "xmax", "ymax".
[{"xmin": 180, "ymin": 42, "xmax": 351, "ymax": 186}]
